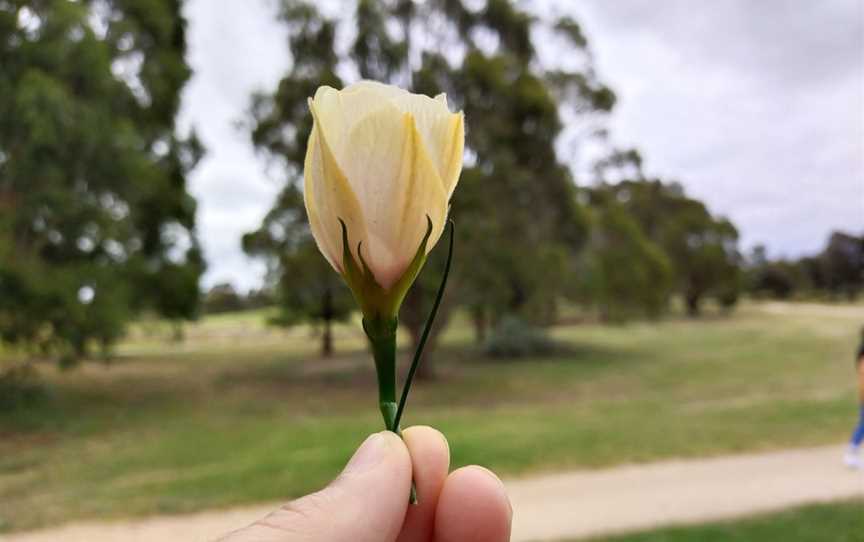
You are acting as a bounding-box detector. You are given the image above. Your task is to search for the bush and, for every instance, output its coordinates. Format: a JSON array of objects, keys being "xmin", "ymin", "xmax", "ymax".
[
  {"xmin": 483, "ymin": 315, "xmax": 559, "ymax": 359},
  {"xmin": 0, "ymin": 365, "xmax": 45, "ymax": 412}
]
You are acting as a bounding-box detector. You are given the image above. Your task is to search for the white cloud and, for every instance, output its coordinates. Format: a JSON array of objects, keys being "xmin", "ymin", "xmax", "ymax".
[
  {"xmin": 574, "ymin": 0, "xmax": 864, "ymax": 257},
  {"xmin": 178, "ymin": 0, "xmax": 288, "ymax": 290}
]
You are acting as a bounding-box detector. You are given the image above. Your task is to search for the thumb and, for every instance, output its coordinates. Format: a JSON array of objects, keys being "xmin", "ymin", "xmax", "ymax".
[{"xmin": 220, "ymin": 431, "xmax": 413, "ymax": 542}]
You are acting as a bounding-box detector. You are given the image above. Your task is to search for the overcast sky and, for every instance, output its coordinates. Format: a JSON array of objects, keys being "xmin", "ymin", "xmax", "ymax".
[{"xmin": 178, "ymin": 0, "xmax": 864, "ymax": 291}]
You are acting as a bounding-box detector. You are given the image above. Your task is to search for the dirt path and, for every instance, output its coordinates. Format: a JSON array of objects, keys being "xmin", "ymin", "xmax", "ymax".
[
  {"xmin": 3, "ymin": 445, "xmax": 861, "ymax": 542},
  {"xmin": 509, "ymin": 444, "xmax": 862, "ymax": 540}
]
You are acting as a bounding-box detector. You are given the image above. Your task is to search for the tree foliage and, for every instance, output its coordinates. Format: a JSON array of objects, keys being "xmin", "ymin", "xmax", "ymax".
[
  {"xmin": 591, "ymin": 156, "xmax": 742, "ymax": 317},
  {"xmin": 746, "ymin": 232, "xmax": 864, "ymax": 301},
  {"xmin": 582, "ymin": 192, "xmax": 673, "ymax": 320},
  {"xmin": 820, "ymin": 231, "xmax": 864, "ymax": 299},
  {"xmin": 0, "ymin": 0, "xmax": 203, "ymax": 362},
  {"xmin": 201, "ymin": 283, "xmax": 274, "ymax": 315}
]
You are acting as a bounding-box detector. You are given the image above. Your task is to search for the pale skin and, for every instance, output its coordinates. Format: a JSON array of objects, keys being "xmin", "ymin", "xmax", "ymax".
[{"xmin": 217, "ymin": 426, "xmax": 512, "ymax": 542}]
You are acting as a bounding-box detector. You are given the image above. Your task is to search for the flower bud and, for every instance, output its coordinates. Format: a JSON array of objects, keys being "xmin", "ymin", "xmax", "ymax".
[{"xmin": 304, "ymin": 81, "xmax": 464, "ymax": 319}]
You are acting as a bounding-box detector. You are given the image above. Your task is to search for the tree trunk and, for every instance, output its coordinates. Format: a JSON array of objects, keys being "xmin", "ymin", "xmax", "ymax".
[
  {"xmin": 322, "ymin": 317, "xmax": 333, "ymax": 358},
  {"xmin": 408, "ymin": 324, "xmax": 436, "ymax": 380},
  {"xmin": 320, "ymin": 286, "xmax": 334, "ymax": 358},
  {"xmin": 599, "ymin": 303, "xmax": 610, "ymax": 323},
  {"xmin": 171, "ymin": 321, "xmax": 185, "ymax": 343},
  {"xmin": 471, "ymin": 306, "xmax": 487, "ymax": 345},
  {"xmin": 685, "ymin": 292, "xmax": 701, "ymax": 317}
]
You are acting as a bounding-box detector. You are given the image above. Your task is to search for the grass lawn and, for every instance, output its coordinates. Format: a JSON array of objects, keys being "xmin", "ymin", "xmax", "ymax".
[
  {"xmin": 583, "ymin": 499, "xmax": 864, "ymax": 541},
  {"xmin": 1, "ymin": 301, "xmax": 862, "ymax": 532}
]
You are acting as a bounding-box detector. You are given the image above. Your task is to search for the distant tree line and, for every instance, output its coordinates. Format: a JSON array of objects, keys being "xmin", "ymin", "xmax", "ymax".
[
  {"xmin": 584, "ymin": 180, "xmax": 739, "ymax": 321},
  {"xmin": 6, "ymin": 1, "xmax": 849, "ymax": 376},
  {"xmin": 745, "ymin": 232, "xmax": 864, "ymax": 301},
  {"xmin": 201, "ymin": 283, "xmax": 274, "ymax": 315}
]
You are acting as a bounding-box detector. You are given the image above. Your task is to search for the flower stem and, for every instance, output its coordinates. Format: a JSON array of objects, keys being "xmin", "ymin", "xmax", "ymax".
[
  {"xmin": 364, "ymin": 315, "xmax": 417, "ymax": 503},
  {"xmin": 364, "ymin": 316, "xmax": 398, "ymax": 431}
]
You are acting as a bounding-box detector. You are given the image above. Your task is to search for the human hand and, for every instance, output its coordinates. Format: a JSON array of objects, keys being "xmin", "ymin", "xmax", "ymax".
[{"xmin": 218, "ymin": 426, "xmax": 512, "ymax": 542}]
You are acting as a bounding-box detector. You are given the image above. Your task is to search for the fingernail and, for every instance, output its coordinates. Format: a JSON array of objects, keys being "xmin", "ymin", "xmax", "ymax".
[{"xmin": 344, "ymin": 432, "xmax": 388, "ymax": 474}]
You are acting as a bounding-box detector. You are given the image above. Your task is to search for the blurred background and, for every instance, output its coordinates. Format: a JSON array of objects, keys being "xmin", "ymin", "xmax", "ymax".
[{"xmin": 1, "ymin": 0, "xmax": 862, "ymax": 540}]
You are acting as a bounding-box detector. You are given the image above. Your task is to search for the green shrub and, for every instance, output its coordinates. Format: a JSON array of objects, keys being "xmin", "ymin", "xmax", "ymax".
[
  {"xmin": 483, "ymin": 315, "xmax": 559, "ymax": 359},
  {"xmin": 0, "ymin": 365, "xmax": 45, "ymax": 411}
]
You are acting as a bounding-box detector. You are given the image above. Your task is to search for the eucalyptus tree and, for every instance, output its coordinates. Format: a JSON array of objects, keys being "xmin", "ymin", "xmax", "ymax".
[
  {"xmin": 591, "ymin": 178, "xmax": 742, "ymax": 316},
  {"xmin": 0, "ymin": 0, "xmax": 203, "ymax": 363},
  {"xmin": 582, "ymin": 191, "xmax": 673, "ymax": 321}
]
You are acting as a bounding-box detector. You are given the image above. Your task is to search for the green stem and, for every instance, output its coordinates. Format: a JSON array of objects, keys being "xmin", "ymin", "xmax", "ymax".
[
  {"xmin": 393, "ymin": 220, "xmax": 454, "ymax": 431},
  {"xmin": 364, "ymin": 316, "xmax": 398, "ymax": 431},
  {"xmin": 364, "ymin": 315, "xmax": 417, "ymax": 503}
]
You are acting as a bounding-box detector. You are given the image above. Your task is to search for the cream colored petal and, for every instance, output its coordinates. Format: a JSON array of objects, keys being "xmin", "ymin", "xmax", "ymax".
[
  {"xmin": 303, "ymin": 128, "xmax": 337, "ymax": 271},
  {"xmin": 312, "ymin": 83, "xmax": 464, "ymax": 198},
  {"xmin": 333, "ymin": 101, "xmax": 407, "ymax": 238},
  {"xmin": 398, "ymin": 115, "xmax": 449, "ymax": 256},
  {"xmin": 339, "ymin": 107, "xmax": 447, "ymax": 289},
  {"xmin": 439, "ymin": 112, "xmax": 464, "ymax": 199},
  {"xmin": 303, "ymin": 112, "xmax": 367, "ymax": 275},
  {"xmin": 343, "ymin": 80, "xmax": 408, "ymax": 99},
  {"xmin": 407, "ymin": 118, "xmax": 450, "ymax": 256},
  {"xmin": 389, "ymin": 93, "xmax": 463, "ymax": 194},
  {"xmin": 311, "ymin": 83, "xmax": 408, "ymax": 164}
]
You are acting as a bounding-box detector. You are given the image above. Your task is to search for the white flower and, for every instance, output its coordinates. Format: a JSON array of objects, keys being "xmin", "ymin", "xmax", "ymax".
[{"xmin": 304, "ymin": 80, "xmax": 464, "ymax": 291}]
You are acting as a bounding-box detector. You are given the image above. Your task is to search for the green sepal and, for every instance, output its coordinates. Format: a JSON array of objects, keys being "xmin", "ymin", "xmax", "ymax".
[{"xmin": 338, "ymin": 216, "xmax": 434, "ymax": 324}]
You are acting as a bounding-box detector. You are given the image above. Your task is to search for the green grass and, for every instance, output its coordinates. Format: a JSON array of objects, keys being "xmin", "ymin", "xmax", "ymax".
[
  {"xmin": 1, "ymin": 301, "xmax": 862, "ymax": 532},
  {"xmin": 583, "ymin": 500, "xmax": 864, "ymax": 541}
]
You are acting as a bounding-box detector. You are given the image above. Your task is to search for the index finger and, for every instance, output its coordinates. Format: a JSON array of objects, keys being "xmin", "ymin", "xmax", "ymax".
[{"xmin": 396, "ymin": 426, "xmax": 451, "ymax": 542}]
